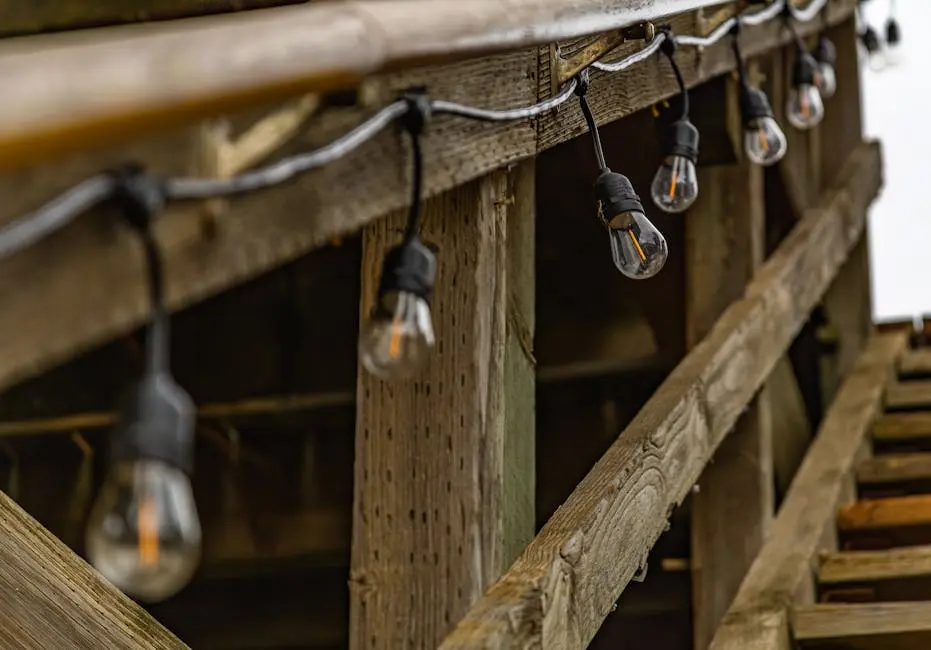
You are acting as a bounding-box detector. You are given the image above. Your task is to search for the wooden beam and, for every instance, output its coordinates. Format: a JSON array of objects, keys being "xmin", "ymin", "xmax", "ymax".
[
  {"xmin": 900, "ymin": 350, "xmax": 931, "ymax": 378},
  {"xmin": 820, "ymin": 545, "xmax": 931, "ymax": 601},
  {"xmin": 793, "ymin": 602, "xmax": 931, "ymax": 649},
  {"xmin": 686, "ymin": 71, "xmax": 773, "ymax": 650},
  {"xmin": 0, "ymin": 490, "xmax": 186, "ymax": 649},
  {"xmin": 838, "ymin": 495, "xmax": 931, "ymax": 549},
  {"xmin": 439, "ymin": 139, "xmax": 882, "ymax": 650},
  {"xmin": 350, "ymin": 162, "xmax": 535, "ymax": 648},
  {"xmin": 707, "ymin": 331, "xmax": 907, "ymax": 650},
  {"xmin": 0, "ymin": 1, "xmax": 858, "ymax": 400},
  {"xmin": 874, "ymin": 413, "xmax": 931, "ymax": 445}
]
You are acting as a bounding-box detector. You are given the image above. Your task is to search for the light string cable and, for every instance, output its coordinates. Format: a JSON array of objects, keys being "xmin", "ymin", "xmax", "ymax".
[{"xmin": 0, "ymin": 0, "xmax": 833, "ymax": 264}]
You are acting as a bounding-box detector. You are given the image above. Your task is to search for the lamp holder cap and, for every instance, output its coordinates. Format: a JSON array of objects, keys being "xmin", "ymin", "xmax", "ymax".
[
  {"xmin": 664, "ymin": 119, "xmax": 700, "ymax": 163},
  {"xmin": 593, "ymin": 170, "xmax": 645, "ymax": 229},
  {"xmin": 740, "ymin": 85, "xmax": 774, "ymax": 121},
  {"xmin": 792, "ymin": 52, "xmax": 819, "ymax": 86},
  {"xmin": 377, "ymin": 238, "xmax": 437, "ymax": 303},
  {"xmin": 814, "ymin": 37, "xmax": 837, "ymax": 66},
  {"xmin": 110, "ymin": 372, "xmax": 196, "ymax": 473},
  {"xmin": 886, "ymin": 18, "xmax": 901, "ymax": 45}
]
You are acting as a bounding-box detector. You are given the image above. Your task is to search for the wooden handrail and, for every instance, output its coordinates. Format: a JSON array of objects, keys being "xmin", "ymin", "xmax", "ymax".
[{"xmin": 0, "ymin": 0, "xmax": 737, "ymax": 171}]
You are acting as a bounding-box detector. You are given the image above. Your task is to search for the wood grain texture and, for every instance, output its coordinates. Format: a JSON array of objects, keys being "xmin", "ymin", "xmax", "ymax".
[
  {"xmin": 874, "ymin": 413, "xmax": 931, "ymax": 444},
  {"xmin": 820, "ymin": 545, "xmax": 931, "ymax": 589},
  {"xmin": 686, "ymin": 71, "xmax": 773, "ymax": 650},
  {"xmin": 886, "ymin": 381, "xmax": 931, "ymax": 411},
  {"xmin": 350, "ymin": 164, "xmax": 535, "ymax": 649},
  {"xmin": 793, "ymin": 602, "xmax": 931, "ymax": 649},
  {"xmin": 0, "ymin": 2, "xmax": 859, "ymax": 401},
  {"xmin": 0, "ymin": 490, "xmax": 187, "ymax": 649},
  {"xmin": 439, "ymin": 139, "xmax": 883, "ymax": 650},
  {"xmin": 838, "ymin": 495, "xmax": 931, "ymax": 549},
  {"xmin": 707, "ymin": 331, "xmax": 908, "ymax": 650},
  {"xmin": 858, "ymin": 454, "xmax": 931, "ymax": 488}
]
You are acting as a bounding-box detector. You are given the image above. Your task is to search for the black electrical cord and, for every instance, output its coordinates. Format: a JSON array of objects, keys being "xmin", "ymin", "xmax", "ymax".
[
  {"xmin": 574, "ymin": 71, "xmax": 608, "ymax": 172},
  {"xmin": 401, "ymin": 93, "xmax": 430, "ymax": 243},
  {"xmin": 730, "ymin": 21, "xmax": 750, "ymax": 84},
  {"xmin": 659, "ymin": 27, "xmax": 689, "ymax": 120},
  {"xmin": 782, "ymin": 2, "xmax": 807, "ymax": 52}
]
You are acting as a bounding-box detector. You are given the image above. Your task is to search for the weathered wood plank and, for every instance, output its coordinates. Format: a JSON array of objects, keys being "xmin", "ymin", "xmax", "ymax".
[
  {"xmin": 858, "ymin": 453, "xmax": 931, "ymax": 490},
  {"xmin": 350, "ymin": 163, "xmax": 535, "ymax": 648},
  {"xmin": 439, "ymin": 139, "xmax": 882, "ymax": 650},
  {"xmin": 838, "ymin": 495, "xmax": 931, "ymax": 549},
  {"xmin": 0, "ymin": 490, "xmax": 187, "ymax": 649},
  {"xmin": 793, "ymin": 602, "xmax": 931, "ymax": 649},
  {"xmin": 686, "ymin": 71, "xmax": 773, "ymax": 650},
  {"xmin": 874, "ymin": 413, "xmax": 931, "ymax": 445},
  {"xmin": 820, "ymin": 545, "xmax": 931, "ymax": 601},
  {"xmin": 0, "ymin": 0, "xmax": 858, "ymax": 400},
  {"xmin": 887, "ymin": 381, "xmax": 931, "ymax": 411},
  {"xmin": 900, "ymin": 350, "xmax": 931, "ymax": 378},
  {"xmin": 707, "ymin": 330, "xmax": 908, "ymax": 650}
]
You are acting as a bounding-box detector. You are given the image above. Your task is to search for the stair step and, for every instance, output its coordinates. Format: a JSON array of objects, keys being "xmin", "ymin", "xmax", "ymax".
[
  {"xmin": 900, "ymin": 349, "xmax": 931, "ymax": 378},
  {"xmin": 886, "ymin": 380, "xmax": 931, "ymax": 412},
  {"xmin": 858, "ymin": 453, "xmax": 931, "ymax": 496},
  {"xmin": 794, "ymin": 602, "xmax": 931, "ymax": 649},
  {"xmin": 838, "ymin": 495, "xmax": 931, "ymax": 549},
  {"xmin": 873, "ymin": 413, "xmax": 931, "ymax": 448},
  {"xmin": 819, "ymin": 546, "xmax": 931, "ymax": 601}
]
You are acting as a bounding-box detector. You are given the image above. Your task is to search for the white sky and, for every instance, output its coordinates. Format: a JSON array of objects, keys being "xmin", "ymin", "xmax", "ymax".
[{"xmin": 860, "ymin": 0, "xmax": 927, "ymax": 320}]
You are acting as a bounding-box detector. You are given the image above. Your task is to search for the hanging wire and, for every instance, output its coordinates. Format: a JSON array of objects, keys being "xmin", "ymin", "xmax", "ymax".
[
  {"xmin": 574, "ymin": 71, "xmax": 608, "ymax": 172},
  {"xmin": 0, "ymin": 0, "xmax": 837, "ymax": 265},
  {"xmin": 658, "ymin": 28, "xmax": 689, "ymax": 120}
]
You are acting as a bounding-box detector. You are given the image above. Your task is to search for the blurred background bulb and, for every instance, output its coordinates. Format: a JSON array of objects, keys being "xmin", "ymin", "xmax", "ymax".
[
  {"xmin": 651, "ymin": 119, "xmax": 700, "ymax": 213},
  {"xmin": 860, "ymin": 26, "xmax": 886, "ymax": 71},
  {"xmin": 787, "ymin": 53, "xmax": 824, "ymax": 130},
  {"xmin": 87, "ymin": 458, "xmax": 201, "ymax": 603},
  {"xmin": 594, "ymin": 170, "xmax": 668, "ymax": 279},
  {"xmin": 814, "ymin": 38, "xmax": 838, "ymax": 99},
  {"xmin": 360, "ymin": 289, "xmax": 435, "ymax": 378},
  {"xmin": 745, "ymin": 117, "xmax": 788, "ymax": 166},
  {"xmin": 884, "ymin": 18, "xmax": 902, "ymax": 65},
  {"xmin": 359, "ymin": 238, "xmax": 437, "ymax": 379}
]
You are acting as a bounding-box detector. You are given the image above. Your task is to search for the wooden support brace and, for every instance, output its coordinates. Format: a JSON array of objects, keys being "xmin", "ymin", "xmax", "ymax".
[{"xmin": 350, "ymin": 161, "xmax": 535, "ymax": 649}]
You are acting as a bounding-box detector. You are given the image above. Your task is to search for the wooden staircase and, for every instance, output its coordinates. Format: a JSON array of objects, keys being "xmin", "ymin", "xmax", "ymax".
[{"xmin": 793, "ymin": 345, "xmax": 931, "ymax": 648}]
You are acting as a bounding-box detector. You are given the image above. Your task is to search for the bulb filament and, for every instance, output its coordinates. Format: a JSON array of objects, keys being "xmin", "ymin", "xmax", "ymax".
[
  {"xmin": 627, "ymin": 229, "xmax": 647, "ymax": 262},
  {"xmin": 800, "ymin": 92, "xmax": 810, "ymax": 119},
  {"xmin": 138, "ymin": 495, "xmax": 159, "ymax": 567},
  {"xmin": 388, "ymin": 296, "xmax": 405, "ymax": 359},
  {"xmin": 667, "ymin": 159, "xmax": 679, "ymax": 199},
  {"xmin": 757, "ymin": 128, "xmax": 769, "ymax": 153}
]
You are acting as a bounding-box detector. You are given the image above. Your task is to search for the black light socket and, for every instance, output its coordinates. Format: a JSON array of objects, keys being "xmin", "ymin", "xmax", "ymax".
[
  {"xmin": 593, "ymin": 170, "xmax": 645, "ymax": 230},
  {"xmin": 862, "ymin": 26, "xmax": 881, "ymax": 54},
  {"xmin": 886, "ymin": 18, "xmax": 901, "ymax": 46},
  {"xmin": 662, "ymin": 119, "xmax": 700, "ymax": 163},
  {"xmin": 376, "ymin": 238, "xmax": 437, "ymax": 303},
  {"xmin": 815, "ymin": 37, "xmax": 837, "ymax": 66},
  {"xmin": 739, "ymin": 85, "xmax": 775, "ymax": 122},
  {"xmin": 792, "ymin": 52, "xmax": 819, "ymax": 86},
  {"xmin": 110, "ymin": 373, "xmax": 196, "ymax": 473}
]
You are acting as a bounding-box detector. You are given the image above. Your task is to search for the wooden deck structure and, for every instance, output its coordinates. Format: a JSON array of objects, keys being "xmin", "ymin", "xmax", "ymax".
[{"xmin": 0, "ymin": 0, "xmax": 900, "ymax": 649}]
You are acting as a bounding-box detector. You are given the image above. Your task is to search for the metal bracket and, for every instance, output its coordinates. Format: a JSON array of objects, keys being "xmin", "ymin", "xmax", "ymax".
[{"xmin": 548, "ymin": 22, "xmax": 656, "ymax": 103}]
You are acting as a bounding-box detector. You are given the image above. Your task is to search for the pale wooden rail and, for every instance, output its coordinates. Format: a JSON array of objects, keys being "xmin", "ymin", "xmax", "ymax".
[
  {"xmin": 439, "ymin": 140, "xmax": 882, "ymax": 650},
  {"xmin": 708, "ymin": 330, "xmax": 909, "ymax": 650}
]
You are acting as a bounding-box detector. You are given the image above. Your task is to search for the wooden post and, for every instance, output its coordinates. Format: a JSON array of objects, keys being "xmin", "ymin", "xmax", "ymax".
[
  {"xmin": 350, "ymin": 162, "xmax": 535, "ymax": 649},
  {"xmin": 688, "ymin": 72, "xmax": 774, "ymax": 650}
]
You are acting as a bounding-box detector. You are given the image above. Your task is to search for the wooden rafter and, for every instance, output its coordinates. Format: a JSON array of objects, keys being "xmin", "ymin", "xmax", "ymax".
[{"xmin": 439, "ymin": 139, "xmax": 883, "ymax": 650}]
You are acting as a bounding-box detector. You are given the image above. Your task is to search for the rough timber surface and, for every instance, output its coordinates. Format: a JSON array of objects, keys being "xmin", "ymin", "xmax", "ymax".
[
  {"xmin": 439, "ymin": 140, "xmax": 882, "ymax": 650},
  {"xmin": 0, "ymin": 490, "xmax": 187, "ymax": 649},
  {"xmin": 0, "ymin": 1, "xmax": 859, "ymax": 402},
  {"xmin": 708, "ymin": 330, "xmax": 908, "ymax": 650}
]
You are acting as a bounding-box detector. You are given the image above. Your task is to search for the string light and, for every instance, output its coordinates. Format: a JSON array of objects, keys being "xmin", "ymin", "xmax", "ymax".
[
  {"xmin": 884, "ymin": 0, "xmax": 902, "ymax": 65},
  {"xmin": 813, "ymin": 36, "xmax": 838, "ymax": 98},
  {"xmin": 650, "ymin": 30, "xmax": 700, "ymax": 214},
  {"xmin": 732, "ymin": 23, "xmax": 788, "ymax": 166},
  {"xmin": 358, "ymin": 93, "xmax": 437, "ymax": 379},
  {"xmin": 577, "ymin": 71, "xmax": 668, "ymax": 279},
  {"xmin": 784, "ymin": 6, "xmax": 825, "ymax": 130},
  {"xmin": 85, "ymin": 166, "xmax": 202, "ymax": 603}
]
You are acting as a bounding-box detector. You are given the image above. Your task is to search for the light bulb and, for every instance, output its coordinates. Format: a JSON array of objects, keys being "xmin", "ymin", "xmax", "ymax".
[
  {"xmin": 814, "ymin": 38, "xmax": 838, "ymax": 99},
  {"xmin": 86, "ymin": 458, "xmax": 201, "ymax": 602},
  {"xmin": 738, "ymin": 86, "xmax": 787, "ymax": 166},
  {"xmin": 786, "ymin": 52, "xmax": 824, "ymax": 130},
  {"xmin": 594, "ymin": 170, "xmax": 668, "ymax": 279},
  {"xmin": 360, "ymin": 238, "xmax": 437, "ymax": 379},
  {"xmin": 885, "ymin": 19, "xmax": 902, "ymax": 65},
  {"xmin": 861, "ymin": 27, "xmax": 886, "ymax": 71},
  {"xmin": 651, "ymin": 119, "xmax": 700, "ymax": 213}
]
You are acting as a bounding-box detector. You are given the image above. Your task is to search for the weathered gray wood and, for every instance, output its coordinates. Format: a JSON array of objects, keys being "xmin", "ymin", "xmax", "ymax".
[
  {"xmin": 0, "ymin": 490, "xmax": 187, "ymax": 649},
  {"xmin": 820, "ymin": 545, "xmax": 931, "ymax": 592},
  {"xmin": 793, "ymin": 602, "xmax": 931, "ymax": 650},
  {"xmin": 440, "ymin": 140, "xmax": 883, "ymax": 650},
  {"xmin": 686, "ymin": 70, "xmax": 773, "ymax": 650},
  {"xmin": 874, "ymin": 412, "xmax": 931, "ymax": 444},
  {"xmin": 858, "ymin": 453, "xmax": 931, "ymax": 488},
  {"xmin": 886, "ymin": 381, "xmax": 931, "ymax": 411},
  {"xmin": 900, "ymin": 350, "xmax": 931, "ymax": 378},
  {"xmin": 708, "ymin": 330, "xmax": 908, "ymax": 650},
  {"xmin": 0, "ymin": 0, "xmax": 858, "ymax": 401},
  {"xmin": 350, "ymin": 163, "xmax": 535, "ymax": 649}
]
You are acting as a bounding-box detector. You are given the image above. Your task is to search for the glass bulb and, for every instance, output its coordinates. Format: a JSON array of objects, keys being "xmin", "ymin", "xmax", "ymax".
[
  {"xmin": 786, "ymin": 84, "xmax": 824, "ymax": 130},
  {"xmin": 607, "ymin": 211, "xmax": 668, "ymax": 279},
  {"xmin": 650, "ymin": 155, "xmax": 699, "ymax": 213},
  {"xmin": 815, "ymin": 63, "xmax": 837, "ymax": 99},
  {"xmin": 86, "ymin": 459, "xmax": 201, "ymax": 602},
  {"xmin": 744, "ymin": 116, "xmax": 788, "ymax": 167},
  {"xmin": 360, "ymin": 290, "xmax": 435, "ymax": 379}
]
